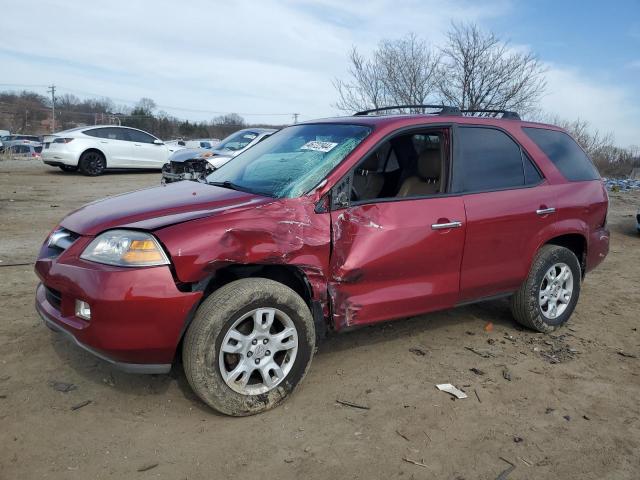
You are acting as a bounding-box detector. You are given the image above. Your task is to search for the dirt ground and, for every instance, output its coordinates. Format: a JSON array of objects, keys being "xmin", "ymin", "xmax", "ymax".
[{"xmin": 0, "ymin": 158, "xmax": 639, "ymax": 480}]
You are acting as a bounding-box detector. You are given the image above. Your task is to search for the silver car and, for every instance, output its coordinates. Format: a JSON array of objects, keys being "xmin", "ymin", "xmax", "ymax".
[
  {"xmin": 161, "ymin": 128, "xmax": 276, "ymax": 183},
  {"xmin": 0, "ymin": 134, "xmax": 42, "ymax": 152}
]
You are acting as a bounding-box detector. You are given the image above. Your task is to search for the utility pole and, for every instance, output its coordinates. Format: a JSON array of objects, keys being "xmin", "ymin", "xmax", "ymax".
[
  {"xmin": 47, "ymin": 85, "xmax": 56, "ymax": 132},
  {"xmin": 292, "ymin": 113, "xmax": 299, "ymax": 124}
]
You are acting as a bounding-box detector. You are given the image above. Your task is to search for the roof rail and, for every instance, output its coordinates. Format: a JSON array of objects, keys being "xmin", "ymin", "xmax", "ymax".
[
  {"xmin": 354, "ymin": 104, "xmax": 461, "ymax": 116},
  {"xmin": 460, "ymin": 109, "xmax": 521, "ymax": 120}
]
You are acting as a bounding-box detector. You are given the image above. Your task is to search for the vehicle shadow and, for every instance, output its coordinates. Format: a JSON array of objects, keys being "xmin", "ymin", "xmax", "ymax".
[
  {"xmin": 49, "ymin": 297, "xmax": 519, "ymax": 414},
  {"xmin": 317, "ymin": 298, "xmax": 518, "ymax": 356},
  {"xmin": 44, "ymin": 168, "xmax": 161, "ymax": 176}
]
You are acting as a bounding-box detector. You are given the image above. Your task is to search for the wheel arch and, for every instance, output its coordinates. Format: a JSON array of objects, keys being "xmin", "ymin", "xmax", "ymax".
[
  {"xmin": 539, "ymin": 232, "xmax": 587, "ymax": 278},
  {"xmin": 79, "ymin": 147, "xmax": 107, "ymax": 165},
  {"xmin": 174, "ymin": 263, "xmax": 328, "ymax": 361}
]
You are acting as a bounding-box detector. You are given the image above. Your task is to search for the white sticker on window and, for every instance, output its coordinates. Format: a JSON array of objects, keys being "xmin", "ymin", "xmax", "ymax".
[
  {"xmin": 243, "ymin": 134, "xmax": 257, "ymax": 139},
  {"xmin": 300, "ymin": 140, "xmax": 338, "ymax": 153}
]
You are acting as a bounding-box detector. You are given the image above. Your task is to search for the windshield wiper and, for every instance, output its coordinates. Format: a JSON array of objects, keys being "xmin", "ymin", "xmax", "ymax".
[{"xmin": 208, "ymin": 180, "xmax": 243, "ymax": 191}]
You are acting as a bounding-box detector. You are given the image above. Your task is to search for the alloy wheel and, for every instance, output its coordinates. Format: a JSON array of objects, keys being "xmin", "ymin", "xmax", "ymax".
[
  {"xmin": 218, "ymin": 307, "xmax": 298, "ymax": 395},
  {"xmin": 538, "ymin": 262, "xmax": 574, "ymax": 319}
]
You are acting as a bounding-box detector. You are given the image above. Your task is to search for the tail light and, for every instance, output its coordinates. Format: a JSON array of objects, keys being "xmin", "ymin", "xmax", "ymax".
[
  {"xmin": 53, "ymin": 138, "xmax": 74, "ymax": 144},
  {"xmin": 32, "ymin": 152, "xmax": 40, "ymax": 157}
]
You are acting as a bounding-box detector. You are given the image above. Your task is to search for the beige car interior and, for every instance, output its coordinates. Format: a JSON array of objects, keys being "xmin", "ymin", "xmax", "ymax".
[{"xmin": 351, "ymin": 132, "xmax": 445, "ymax": 202}]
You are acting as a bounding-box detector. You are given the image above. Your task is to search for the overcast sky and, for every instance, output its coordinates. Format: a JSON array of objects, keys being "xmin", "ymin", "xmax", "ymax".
[{"xmin": 1, "ymin": 0, "xmax": 638, "ymax": 146}]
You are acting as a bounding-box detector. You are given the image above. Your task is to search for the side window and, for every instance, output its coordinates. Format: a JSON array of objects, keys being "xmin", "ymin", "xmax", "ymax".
[
  {"xmin": 455, "ymin": 127, "xmax": 524, "ymax": 192},
  {"xmin": 84, "ymin": 128, "xmax": 109, "ymax": 139},
  {"xmin": 350, "ymin": 130, "xmax": 447, "ymax": 203},
  {"xmin": 126, "ymin": 128, "xmax": 155, "ymax": 143},
  {"xmin": 523, "ymin": 127, "xmax": 600, "ymax": 181},
  {"xmin": 523, "ymin": 151, "xmax": 543, "ymax": 185}
]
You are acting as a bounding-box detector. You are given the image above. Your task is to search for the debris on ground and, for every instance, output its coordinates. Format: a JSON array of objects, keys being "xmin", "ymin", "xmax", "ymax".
[
  {"xmin": 484, "ymin": 321, "xmax": 494, "ymax": 332},
  {"xmin": 409, "ymin": 347, "xmax": 427, "ymax": 356},
  {"xmin": 402, "ymin": 457, "xmax": 428, "ymax": 468},
  {"xmin": 70, "ymin": 400, "xmax": 92, "ymax": 411},
  {"xmin": 395, "ymin": 429, "xmax": 410, "ymax": 442},
  {"xmin": 470, "ymin": 367, "xmax": 485, "ymax": 375},
  {"xmin": 136, "ymin": 463, "xmax": 159, "ymax": 472},
  {"xmin": 50, "ymin": 381, "xmax": 77, "ymax": 393},
  {"xmin": 336, "ymin": 399, "xmax": 370, "ymax": 410},
  {"xmin": 474, "ymin": 389, "xmax": 482, "ymax": 403},
  {"xmin": 545, "ymin": 407, "xmax": 555, "ymax": 414},
  {"xmin": 496, "ymin": 457, "xmax": 516, "ymax": 480},
  {"xmin": 563, "ymin": 415, "xmax": 571, "ymax": 421},
  {"xmin": 436, "ymin": 384, "xmax": 467, "ymax": 399},
  {"xmin": 513, "ymin": 436, "xmax": 524, "ymax": 443},
  {"xmin": 525, "ymin": 334, "xmax": 578, "ymax": 363},
  {"xmin": 502, "ymin": 368, "xmax": 512, "ymax": 381},
  {"xmin": 617, "ymin": 351, "xmax": 638, "ymax": 359},
  {"xmin": 603, "ymin": 178, "xmax": 640, "ymax": 192},
  {"xmin": 465, "ymin": 346, "xmax": 494, "ymax": 358}
]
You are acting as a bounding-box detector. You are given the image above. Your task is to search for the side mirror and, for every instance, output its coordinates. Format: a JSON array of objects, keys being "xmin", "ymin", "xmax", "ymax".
[{"xmin": 153, "ymin": 139, "xmax": 164, "ymax": 145}]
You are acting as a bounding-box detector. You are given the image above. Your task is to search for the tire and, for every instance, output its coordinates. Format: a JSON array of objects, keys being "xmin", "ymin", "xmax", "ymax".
[
  {"xmin": 58, "ymin": 165, "xmax": 78, "ymax": 172},
  {"xmin": 183, "ymin": 278, "xmax": 315, "ymax": 416},
  {"xmin": 79, "ymin": 151, "xmax": 106, "ymax": 176},
  {"xmin": 510, "ymin": 245, "xmax": 581, "ymax": 333}
]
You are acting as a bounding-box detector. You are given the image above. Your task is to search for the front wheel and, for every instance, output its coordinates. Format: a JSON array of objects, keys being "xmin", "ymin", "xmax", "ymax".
[
  {"xmin": 510, "ymin": 245, "xmax": 581, "ymax": 333},
  {"xmin": 183, "ymin": 278, "xmax": 315, "ymax": 416}
]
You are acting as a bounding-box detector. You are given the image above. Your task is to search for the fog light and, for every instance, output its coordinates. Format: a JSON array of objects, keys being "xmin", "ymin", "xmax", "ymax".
[{"xmin": 75, "ymin": 300, "xmax": 91, "ymax": 320}]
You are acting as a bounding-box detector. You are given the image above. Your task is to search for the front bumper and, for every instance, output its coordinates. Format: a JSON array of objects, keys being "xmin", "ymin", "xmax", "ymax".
[{"xmin": 35, "ymin": 253, "xmax": 202, "ymax": 373}]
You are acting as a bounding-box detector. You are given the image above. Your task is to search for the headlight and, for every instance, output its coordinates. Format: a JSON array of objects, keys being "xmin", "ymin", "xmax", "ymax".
[{"xmin": 80, "ymin": 230, "xmax": 170, "ymax": 267}]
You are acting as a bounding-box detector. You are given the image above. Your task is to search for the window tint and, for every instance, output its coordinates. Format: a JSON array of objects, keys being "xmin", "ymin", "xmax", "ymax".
[
  {"xmin": 34, "ymin": 146, "xmax": 43, "ymax": 153},
  {"xmin": 84, "ymin": 127, "xmax": 128, "ymax": 141},
  {"xmin": 523, "ymin": 127, "xmax": 599, "ymax": 181},
  {"xmin": 455, "ymin": 127, "xmax": 524, "ymax": 191},
  {"xmin": 84, "ymin": 128, "xmax": 108, "ymax": 139},
  {"xmin": 126, "ymin": 128, "xmax": 155, "ymax": 143},
  {"xmin": 523, "ymin": 151, "xmax": 543, "ymax": 185}
]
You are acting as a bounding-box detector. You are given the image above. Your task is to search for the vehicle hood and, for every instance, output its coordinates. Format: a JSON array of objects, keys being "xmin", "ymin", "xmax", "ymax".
[{"xmin": 61, "ymin": 180, "xmax": 270, "ymax": 236}]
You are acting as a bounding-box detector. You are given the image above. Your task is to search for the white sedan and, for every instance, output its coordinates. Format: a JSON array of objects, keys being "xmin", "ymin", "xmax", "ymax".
[{"xmin": 42, "ymin": 126, "xmax": 183, "ymax": 175}]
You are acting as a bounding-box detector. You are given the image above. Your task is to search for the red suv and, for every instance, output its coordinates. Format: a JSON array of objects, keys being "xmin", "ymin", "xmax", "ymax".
[{"xmin": 35, "ymin": 106, "xmax": 609, "ymax": 416}]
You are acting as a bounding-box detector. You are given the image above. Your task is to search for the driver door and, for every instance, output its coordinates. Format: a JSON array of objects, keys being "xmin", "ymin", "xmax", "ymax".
[{"xmin": 328, "ymin": 128, "xmax": 467, "ymax": 329}]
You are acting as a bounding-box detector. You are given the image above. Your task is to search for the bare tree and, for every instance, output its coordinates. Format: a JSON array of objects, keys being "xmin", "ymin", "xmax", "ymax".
[
  {"xmin": 438, "ymin": 23, "xmax": 546, "ymax": 115},
  {"xmin": 334, "ymin": 34, "xmax": 440, "ymax": 112}
]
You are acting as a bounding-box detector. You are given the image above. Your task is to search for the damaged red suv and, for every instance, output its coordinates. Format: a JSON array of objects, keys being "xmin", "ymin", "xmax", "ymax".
[{"xmin": 35, "ymin": 105, "xmax": 609, "ymax": 415}]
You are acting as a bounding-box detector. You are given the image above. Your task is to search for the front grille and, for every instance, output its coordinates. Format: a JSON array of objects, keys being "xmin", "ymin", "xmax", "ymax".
[{"xmin": 45, "ymin": 286, "xmax": 62, "ymax": 310}]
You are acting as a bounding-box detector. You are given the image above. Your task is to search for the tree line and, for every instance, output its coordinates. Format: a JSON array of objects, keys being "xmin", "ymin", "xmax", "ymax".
[{"xmin": 0, "ymin": 92, "xmax": 276, "ymax": 141}]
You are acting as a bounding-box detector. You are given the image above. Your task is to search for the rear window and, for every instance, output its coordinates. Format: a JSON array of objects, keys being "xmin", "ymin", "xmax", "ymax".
[
  {"xmin": 523, "ymin": 127, "xmax": 600, "ymax": 181},
  {"xmin": 35, "ymin": 146, "xmax": 43, "ymax": 153}
]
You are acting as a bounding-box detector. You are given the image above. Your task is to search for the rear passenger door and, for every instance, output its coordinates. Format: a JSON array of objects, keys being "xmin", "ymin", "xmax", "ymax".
[
  {"xmin": 454, "ymin": 126, "xmax": 554, "ymax": 302},
  {"xmin": 86, "ymin": 127, "xmax": 134, "ymax": 167}
]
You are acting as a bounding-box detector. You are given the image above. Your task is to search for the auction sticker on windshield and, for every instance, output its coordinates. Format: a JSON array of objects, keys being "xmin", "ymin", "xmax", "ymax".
[{"xmin": 300, "ymin": 141, "xmax": 338, "ymax": 153}]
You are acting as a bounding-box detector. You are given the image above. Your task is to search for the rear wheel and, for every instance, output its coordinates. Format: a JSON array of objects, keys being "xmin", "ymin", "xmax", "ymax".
[
  {"xmin": 79, "ymin": 151, "xmax": 106, "ymax": 176},
  {"xmin": 58, "ymin": 165, "xmax": 78, "ymax": 172},
  {"xmin": 183, "ymin": 278, "xmax": 315, "ymax": 416},
  {"xmin": 510, "ymin": 245, "xmax": 581, "ymax": 333}
]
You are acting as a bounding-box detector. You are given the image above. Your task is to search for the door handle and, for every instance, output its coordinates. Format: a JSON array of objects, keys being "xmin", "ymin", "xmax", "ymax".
[
  {"xmin": 431, "ymin": 220, "xmax": 462, "ymax": 230},
  {"xmin": 100, "ymin": 141, "xmax": 108, "ymax": 144},
  {"xmin": 536, "ymin": 207, "xmax": 556, "ymax": 215}
]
